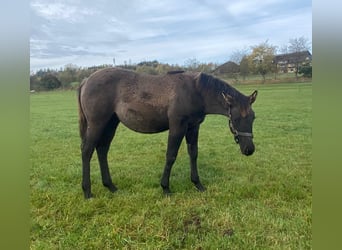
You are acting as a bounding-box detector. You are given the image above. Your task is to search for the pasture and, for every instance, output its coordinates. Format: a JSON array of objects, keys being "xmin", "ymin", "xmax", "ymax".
[{"xmin": 30, "ymin": 82, "xmax": 312, "ymax": 249}]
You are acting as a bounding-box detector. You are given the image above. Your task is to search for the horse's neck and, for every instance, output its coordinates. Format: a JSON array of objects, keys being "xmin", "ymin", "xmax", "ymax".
[
  {"xmin": 201, "ymin": 84, "xmax": 235, "ymax": 116},
  {"xmin": 197, "ymin": 74, "xmax": 243, "ymax": 116}
]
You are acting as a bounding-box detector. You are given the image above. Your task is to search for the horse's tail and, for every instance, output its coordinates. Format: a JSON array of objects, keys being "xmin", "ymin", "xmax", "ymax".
[{"xmin": 78, "ymin": 78, "xmax": 88, "ymax": 142}]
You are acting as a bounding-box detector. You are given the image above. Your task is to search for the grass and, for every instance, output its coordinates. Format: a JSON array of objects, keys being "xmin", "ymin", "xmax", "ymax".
[{"xmin": 30, "ymin": 82, "xmax": 312, "ymax": 249}]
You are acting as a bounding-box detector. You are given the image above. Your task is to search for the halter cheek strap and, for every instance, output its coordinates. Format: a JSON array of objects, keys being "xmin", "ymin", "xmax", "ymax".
[
  {"xmin": 228, "ymin": 112, "xmax": 253, "ymax": 144},
  {"xmin": 221, "ymin": 93, "xmax": 254, "ymax": 143}
]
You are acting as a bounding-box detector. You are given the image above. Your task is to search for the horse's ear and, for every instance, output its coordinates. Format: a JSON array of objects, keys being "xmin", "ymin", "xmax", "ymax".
[
  {"xmin": 222, "ymin": 92, "xmax": 234, "ymax": 104},
  {"xmin": 250, "ymin": 90, "xmax": 258, "ymax": 104}
]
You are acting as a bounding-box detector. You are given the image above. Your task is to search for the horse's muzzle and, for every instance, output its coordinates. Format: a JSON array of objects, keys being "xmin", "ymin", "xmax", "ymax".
[{"xmin": 241, "ymin": 145, "xmax": 255, "ymax": 156}]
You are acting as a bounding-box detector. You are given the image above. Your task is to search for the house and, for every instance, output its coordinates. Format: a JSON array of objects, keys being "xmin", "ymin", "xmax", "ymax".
[
  {"xmin": 212, "ymin": 61, "xmax": 240, "ymax": 75},
  {"xmin": 273, "ymin": 50, "xmax": 312, "ymax": 73}
]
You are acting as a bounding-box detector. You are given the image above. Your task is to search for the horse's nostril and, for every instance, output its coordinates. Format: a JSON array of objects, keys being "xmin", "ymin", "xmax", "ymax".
[{"xmin": 244, "ymin": 147, "xmax": 254, "ymax": 156}]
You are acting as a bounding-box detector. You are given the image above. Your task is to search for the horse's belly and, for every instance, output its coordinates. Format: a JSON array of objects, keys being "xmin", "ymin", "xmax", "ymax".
[{"xmin": 116, "ymin": 104, "xmax": 169, "ymax": 133}]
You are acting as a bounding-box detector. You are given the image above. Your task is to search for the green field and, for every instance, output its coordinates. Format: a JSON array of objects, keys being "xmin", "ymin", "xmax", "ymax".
[{"xmin": 30, "ymin": 82, "xmax": 312, "ymax": 249}]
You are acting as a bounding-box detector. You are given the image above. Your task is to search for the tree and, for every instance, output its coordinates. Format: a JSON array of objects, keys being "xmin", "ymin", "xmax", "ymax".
[
  {"xmin": 248, "ymin": 41, "xmax": 276, "ymax": 82},
  {"xmin": 239, "ymin": 56, "xmax": 249, "ymax": 80},
  {"xmin": 40, "ymin": 74, "xmax": 61, "ymax": 90},
  {"xmin": 288, "ymin": 36, "xmax": 310, "ymax": 53},
  {"xmin": 298, "ymin": 63, "xmax": 312, "ymax": 78},
  {"xmin": 59, "ymin": 64, "xmax": 79, "ymax": 88},
  {"xmin": 287, "ymin": 36, "xmax": 311, "ymax": 79},
  {"xmin": 279, "ymin": 44, "xmax": 289, "ymax": 54},
  {"xmin": 30, "ymin": 74, "xmax": 40, "ymax": 91},
  {"xmin": 184, "ymin": 58, "xmax": 200, "ymax": 71},
  {"xmin": 229, "ymin": 47, "xmax": 250, "ymax": 65}
]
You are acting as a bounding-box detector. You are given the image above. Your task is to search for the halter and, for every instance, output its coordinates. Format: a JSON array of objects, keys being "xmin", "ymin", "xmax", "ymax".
[{"xmin": 228, "ymin": 109, "xmax": 253, "ymax": 144}]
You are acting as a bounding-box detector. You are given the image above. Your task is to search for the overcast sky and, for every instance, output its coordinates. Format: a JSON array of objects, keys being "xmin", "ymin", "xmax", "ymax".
[{"xmin": 30, "ymin": 0, "xmax": 312, "ymax": 71}]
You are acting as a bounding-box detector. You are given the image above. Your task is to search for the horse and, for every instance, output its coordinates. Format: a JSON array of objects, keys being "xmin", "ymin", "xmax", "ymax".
[{"xmin": 78, "ymin": 67, "xmax": 257, "ymax": 199}]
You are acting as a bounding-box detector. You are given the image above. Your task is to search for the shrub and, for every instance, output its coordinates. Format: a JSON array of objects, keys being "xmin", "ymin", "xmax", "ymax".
[
  {"xmin": 298, "ymin": 64, "xmax": 312, "ymax": 78},
  {"xmin": 40, "ymin": 74, "xmax": 62, "ymax": 90}
]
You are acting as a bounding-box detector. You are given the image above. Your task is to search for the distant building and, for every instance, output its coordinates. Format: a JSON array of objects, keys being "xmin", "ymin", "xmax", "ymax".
[
  {"xmin": 212, "ymin": 61, "xmax": 240, "ymax": 75},
  {"xmin": 273, "ymin": 50, "xmax": 312, "ymax": 73}
]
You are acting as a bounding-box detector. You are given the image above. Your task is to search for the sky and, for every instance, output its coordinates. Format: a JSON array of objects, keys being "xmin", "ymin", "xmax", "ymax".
[{"xmin": 30, "ymin": 0, "xmax": 312, "ymax": 71}]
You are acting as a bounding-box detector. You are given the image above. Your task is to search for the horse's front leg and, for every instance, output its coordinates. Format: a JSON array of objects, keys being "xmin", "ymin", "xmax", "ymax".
[
  {"xmin": 186, "ymin": 125, "xmax": 206, "ymax": 192},
  {"xmin": 160, "ymin": 126, "xmax": 186, "ymax": 195}
]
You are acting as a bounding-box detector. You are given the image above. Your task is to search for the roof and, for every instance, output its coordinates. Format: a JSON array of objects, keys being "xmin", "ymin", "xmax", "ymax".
[
  {"xmin": 274, "ymin": 50, "xmax": 312, "ymax": 64},
  {"xmin": 213, "ymin": 61, "xmax": 240, "ymax": 74}
]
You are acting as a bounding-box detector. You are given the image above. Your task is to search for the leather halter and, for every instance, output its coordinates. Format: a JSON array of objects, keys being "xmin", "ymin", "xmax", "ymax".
[{"xmin": 228, "ymin": 110, "xmax": 253, "ymax": 144}]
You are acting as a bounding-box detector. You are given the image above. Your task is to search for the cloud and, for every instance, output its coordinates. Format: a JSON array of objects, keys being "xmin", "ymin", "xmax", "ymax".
[
  {"xmin": 30, "ymin": 0, "xmax": 312, "ymax": 71},
  {"xmin": 31, "ymin": 1, "xmax": 98, "ymax": 23},
  {"xmin": 226, "ymin": 0, "xmax": 283, "ymax": 17}
]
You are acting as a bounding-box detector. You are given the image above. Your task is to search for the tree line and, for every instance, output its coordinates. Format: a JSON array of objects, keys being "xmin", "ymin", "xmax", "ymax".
[
  {"xmin": 30, "ymin": 61, "xmax": 218, "ymax": 91},
  {"xmin": 30, "ymin": 37, "xmax": 311, "ymax": 91}
]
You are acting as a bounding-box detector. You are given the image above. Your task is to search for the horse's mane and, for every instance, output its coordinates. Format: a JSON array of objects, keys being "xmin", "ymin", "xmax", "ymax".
[
  {"xmin": 167, "ymin": 70, "xmax": 185, "ymax": 75},
  {"xmin": 197, "ymin": 73, "xmax": 246, "ymax": 100}
]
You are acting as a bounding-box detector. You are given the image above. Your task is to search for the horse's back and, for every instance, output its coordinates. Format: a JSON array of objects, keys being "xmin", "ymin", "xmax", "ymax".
[
  {"xmin": 81, "ymin": 67, "xmax": 177, "ymax": 98},
  {"xmin": 79, "ymin": 68, "xmax": 197, "ymax": 133}
]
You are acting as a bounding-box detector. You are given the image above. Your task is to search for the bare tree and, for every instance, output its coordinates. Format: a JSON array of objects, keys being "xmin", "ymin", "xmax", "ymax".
[
  {"xmin": 288, "ymin": 37, "xmax": 311, "ymax": 79},
  {"xmin": 279, "ymin": 44, "xmax": 289, "ymax": 55},
  {"xmin": 229, "ymin": 47, "xmax": 250, "ymax": 64},
  {"xmin": 184, "ymin": 58, "xmax": 201, "ymax": 71},
  {"xmin": 288, "ymin": 36, "xmax": 311, "ymax": 53}
]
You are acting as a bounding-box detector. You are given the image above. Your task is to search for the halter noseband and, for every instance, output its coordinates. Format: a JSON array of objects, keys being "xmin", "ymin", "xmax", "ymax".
[{"xmin": 228, "ymin": 109, "xmax": 253, "ymax": 144}]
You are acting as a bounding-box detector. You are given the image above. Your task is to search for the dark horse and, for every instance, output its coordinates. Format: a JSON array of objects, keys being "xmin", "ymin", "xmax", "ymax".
[{"xmin": 78, "ymin": 68, "xmax": 257, "ymax": 198}]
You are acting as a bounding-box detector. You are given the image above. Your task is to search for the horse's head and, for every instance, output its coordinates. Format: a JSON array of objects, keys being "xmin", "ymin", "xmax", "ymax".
[{"xmin": 222, "ymin": 90, "xmax": 258, "ymax": 156}]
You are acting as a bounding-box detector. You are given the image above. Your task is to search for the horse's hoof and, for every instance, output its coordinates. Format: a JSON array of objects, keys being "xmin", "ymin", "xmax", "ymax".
[
  {"xmin": 84, "ymin": 192, "xmax": 94, "ymax": 199},
  {"xmin": 109, "ymin": 186, "xmax": 118, "ymax": 193},
  {"xmin": 195, "ymin": 183, "xmax": 206, "ymax": 192},
  {"xmin": 104, "ymin": 183, "xmax": 118, "ymax": 193},
  {"xmin": 163, "ymin": 188, "xmax": 172, "ymax": 196}
]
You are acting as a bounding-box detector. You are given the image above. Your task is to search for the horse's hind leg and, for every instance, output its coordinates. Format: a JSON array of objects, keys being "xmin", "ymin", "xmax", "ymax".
[
  {"xmin": 81, "ymin": 127, "xmax": 102, "ymax": 199},
  {"xmin": 96, "ymin": 114, "xmax": 120, "ymax": 193}
]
